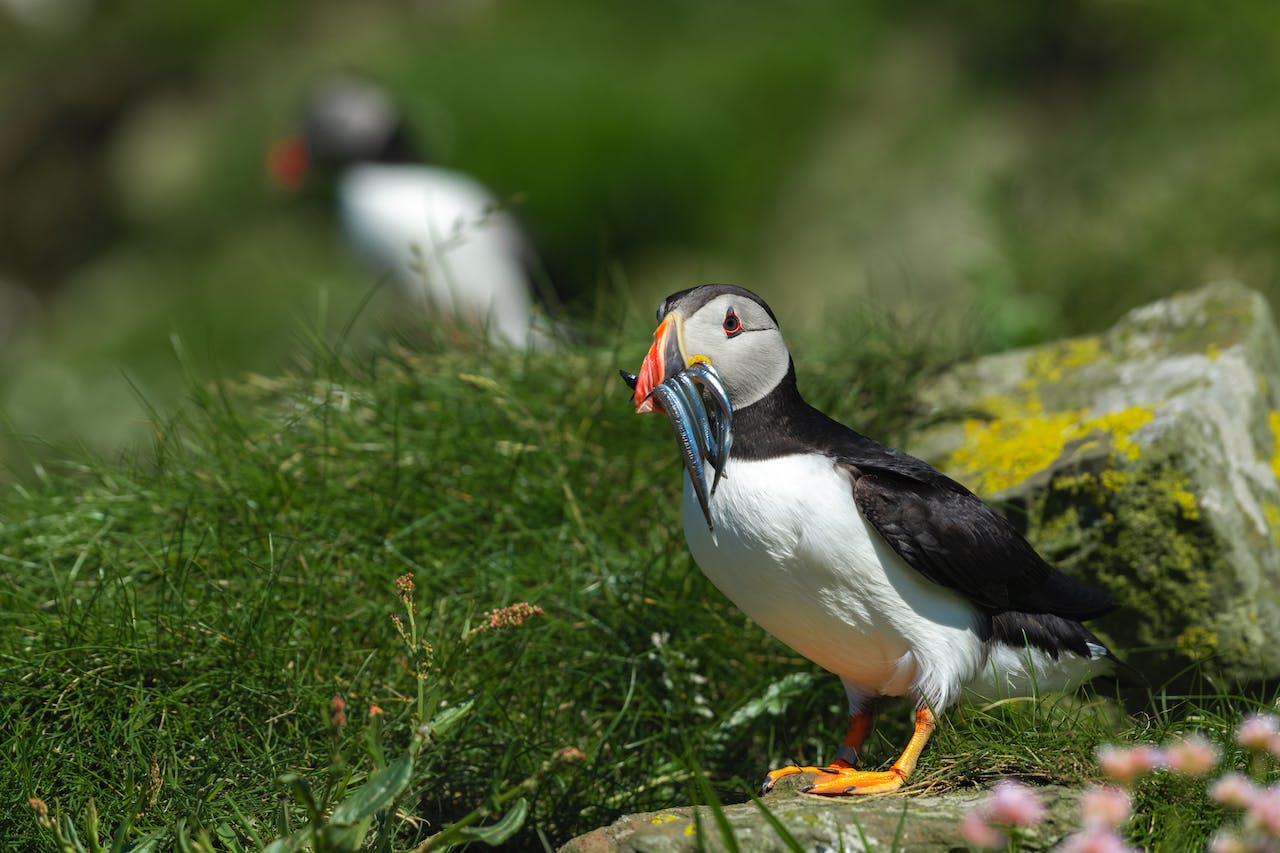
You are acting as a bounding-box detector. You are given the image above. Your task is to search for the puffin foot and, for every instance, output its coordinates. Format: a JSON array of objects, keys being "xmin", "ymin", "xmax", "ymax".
[
  {"xmin": 760, "ymin": 707, "xmax": 935, "ymax": 798},
  {"xmin": 761, "ymin": 764, "xmax": 907, "ymax": 796}
]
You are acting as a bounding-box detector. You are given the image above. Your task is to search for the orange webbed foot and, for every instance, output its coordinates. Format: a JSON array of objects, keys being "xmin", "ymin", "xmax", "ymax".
[
  {"xmin": 761, "ymin": 708, "xmax": 935, "ymax": 798},
  {"xmin": 761, "ymin": 763, "xmax": 907, "ymax": 796}
]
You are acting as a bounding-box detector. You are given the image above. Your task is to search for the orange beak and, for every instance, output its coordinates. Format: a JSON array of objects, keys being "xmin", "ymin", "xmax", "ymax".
[
  {"xmin": 632, "ymin": 312, "xmax": 692, "ymax": 413},
  {"xmin": 267, "ymin": 134, "xmax": 309, "ymax": 192}
]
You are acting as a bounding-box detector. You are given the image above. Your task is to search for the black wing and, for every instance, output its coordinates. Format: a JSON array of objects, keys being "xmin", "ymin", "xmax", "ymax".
[
  {"xmin": 843, "ymin": 456, "xmax": 1115, "ymax": 620},
  {"xmin": 728, "ymin": 373, "xmax": 1116, "ymax": 621}
]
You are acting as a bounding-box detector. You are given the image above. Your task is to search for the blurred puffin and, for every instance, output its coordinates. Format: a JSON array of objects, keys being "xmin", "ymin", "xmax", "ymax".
[
  {"xmin": 628, "ymin": 284, "xmax": 1118, "ymax": 795},
  {"xmin": 269, "ymin": 74, "xmax": 539, "ymax": 347}
]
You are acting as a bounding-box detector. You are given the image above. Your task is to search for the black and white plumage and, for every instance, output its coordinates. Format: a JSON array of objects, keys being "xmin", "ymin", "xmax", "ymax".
[
  {"xmin": 628, "ymin": 284, "xmax": 1118, "ymax": 796},
  {"xmin": 271, "ymin": 74, "xmax": 538, "ymax": 347}
]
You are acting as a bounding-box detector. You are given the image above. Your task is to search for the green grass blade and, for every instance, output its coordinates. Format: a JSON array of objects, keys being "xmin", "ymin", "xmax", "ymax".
[
  {"xmin": 423, "ymin": 699, "xmax": 474, "ymax": 741},
  {"xmin": 457, "ymin": 797, "xmax": 529, "ymax": 846},
  {"xmin": 330, "ymin": 753, "xmax": 413, "ymax": 824},
  {"xmin": 692, "ymin": 771, "xmax": 739, "ymax": 853}
]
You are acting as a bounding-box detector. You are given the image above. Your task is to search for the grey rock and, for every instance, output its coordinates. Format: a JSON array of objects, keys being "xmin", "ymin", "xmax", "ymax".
[
  {"xmin": 559, "ymin": 783, "xmax": 1082, "ymax": 853},
  {"xmin": 910, "ymin": 281, "xmax": 1280, "ymax": 682}
]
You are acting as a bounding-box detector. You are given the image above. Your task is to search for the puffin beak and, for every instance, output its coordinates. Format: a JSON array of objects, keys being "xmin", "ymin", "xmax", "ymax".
[
  {"xmin": 267, "ymin": 134, "xmax": 310, "ymax": 192},
  {"xmin": 633, "ymin": 311, "xmax": 695, "ymax": 414},
  {"xmin": 621, "ymin": 310, "xmax": 734, "ymax": 532}
]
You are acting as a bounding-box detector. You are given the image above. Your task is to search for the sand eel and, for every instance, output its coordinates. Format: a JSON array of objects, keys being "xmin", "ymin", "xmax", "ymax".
[{"xmin": 624, "ymin": 283, "xmax": 1118, "ymax": 796}]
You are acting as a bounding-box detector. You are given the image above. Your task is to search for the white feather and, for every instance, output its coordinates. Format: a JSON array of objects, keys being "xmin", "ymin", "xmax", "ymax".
[
  {"xmin": 338, "ymin": 163, "xmax": 535, "ymax": 346},
  {"xmin": 682, "ymin": 455, "xmax": 1110, "ymax": 714}
]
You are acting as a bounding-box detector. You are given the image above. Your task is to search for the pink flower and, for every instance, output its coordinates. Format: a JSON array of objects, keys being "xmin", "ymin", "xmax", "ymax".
[
  {"xmin": 959, "ymin": 809, "xmax": 1005, "ymax": 850},
  {"xmin": 1165, "ymin": 733, "xmax": 1222, "ymax": 777},
  {"xmin": 1236, "ymin": 714, "xmax": 1279, "ymax": 750},
  {"xmin": 1058, "ymin": 827, "xmax": 1135, "ymax": 853},
  {"xmin": 986, "ymin": 779, "xmax": 1046, "ymax": 827},
  {"xmin": 1079, "ymin": 784, "xmax": 1132, "ymax": 830},
  {"xmin": 1246, "ymin": 784, "xmax": 1280, "ymax": 836},
  {"xmin": 1210, "ymin": 773, "xmax": 1259, "ymax": 810},
  {"xmin": 1097, "ymin": 744, "xmax": 1166, "ymax": 786}
]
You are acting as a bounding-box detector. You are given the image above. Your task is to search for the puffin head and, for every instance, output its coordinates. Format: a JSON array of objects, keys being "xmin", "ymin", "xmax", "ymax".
[
  {"xmin": 268, "ymin": 73, "xmax": 417, "ymax": 192},
  {"xmin": 631, "ymin": 284, "xmax": 790, "ymax": 414}
]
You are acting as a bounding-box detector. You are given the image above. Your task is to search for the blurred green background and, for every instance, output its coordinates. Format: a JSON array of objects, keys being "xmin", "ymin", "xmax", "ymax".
[{"xmin": 2, "ymin": 0, "xmax": 1279, "ymax": 473}]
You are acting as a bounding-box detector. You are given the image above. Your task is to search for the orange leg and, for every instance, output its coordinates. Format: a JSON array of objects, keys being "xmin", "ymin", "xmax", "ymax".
[{"xmin": 762, "ymin": 708, "xmax": 935, "ymax": 796}]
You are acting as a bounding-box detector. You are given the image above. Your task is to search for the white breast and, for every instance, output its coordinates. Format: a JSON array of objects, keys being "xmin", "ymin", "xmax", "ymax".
[
  {"xmin": 682, "ymin": 455, "xmax": 988, "ymax": 711},
  {"xmin": 337, "ymin": 163, "xmax": 534, "ymax": 346}
]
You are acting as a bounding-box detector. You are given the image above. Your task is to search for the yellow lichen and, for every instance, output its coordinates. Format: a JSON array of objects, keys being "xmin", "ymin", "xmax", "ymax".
[
  {"xmin": 948, "ymin": 405, "xmax": 1155, "ymax": 495},
  {"xmin": 1100, "ymin": 469, "xmax": 1129, "ymax": 492},
  {"xmin": 1205, "ymin": 343, "xmax": 1221, "ymax": 361},
  {"xmin": 951, "ymin": 411, "xmax": 1083, "ymax": 495},
  {"xmin": 1264, "ymin": 503, "xmax": 1280, "ymax": 546},
  {"xmin": 1092, "ymin": 408, "xmax": 1157, "ymax": 461},
  {"xmin": 1023, "ymin": 337, "xmax": 1103, "ymax": 386},
  {"xmin": 1176, "ymin": 625, "xmax": 1219, "ymax": 662},
  {"xmin": 1172, "ymin": 488, "xmax": 1199, "ymax": 520},
  {"xmin": 1268, "ymin": 410, "xmax": 1280, "ymax": 482},
  {"xmin": 651, "ymin": 814, "xmax": 679, "ymax": 825}
]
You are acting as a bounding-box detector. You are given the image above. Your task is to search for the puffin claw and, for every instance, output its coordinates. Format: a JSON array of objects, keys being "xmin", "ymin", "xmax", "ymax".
[{"xmin": 619, "ymin": 370, "xmax": 638, "ymax": 390}]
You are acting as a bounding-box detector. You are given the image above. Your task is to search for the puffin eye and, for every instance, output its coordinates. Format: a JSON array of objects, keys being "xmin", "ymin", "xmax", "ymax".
[{"xmin": 722, "ymin": 307, "xmax": 743, "ymax": 337}]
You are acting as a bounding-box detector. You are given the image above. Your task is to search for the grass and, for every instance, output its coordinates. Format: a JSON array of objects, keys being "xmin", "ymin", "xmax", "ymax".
[
  {"xmin": 2, "ymin": 306, "xmax": 1277, "ymax": 850},
  {"xmin": 0, "ymin": 302, "xmax": 932, "ymax": 848}
]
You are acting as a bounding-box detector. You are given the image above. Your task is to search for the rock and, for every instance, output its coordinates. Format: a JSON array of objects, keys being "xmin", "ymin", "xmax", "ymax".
[
  {"xmin": 910, "ymin": 281, "xmax": 1280, "ymax": 683},
  {"xmin": 559, "ymin": 784, "xmax": 1082, "ymax": 853}
]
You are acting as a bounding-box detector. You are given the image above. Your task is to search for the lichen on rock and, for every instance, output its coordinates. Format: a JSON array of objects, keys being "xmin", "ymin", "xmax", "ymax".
[{"xmin": 911, "ymin": 282, "xmax": 1280, "ymax": 683}]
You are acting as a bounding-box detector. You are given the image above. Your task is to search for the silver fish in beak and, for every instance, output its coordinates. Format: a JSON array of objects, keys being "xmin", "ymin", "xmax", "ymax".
[{"xmin": 625, "ymin": 311, "xmax": 733, "ymax": 531}]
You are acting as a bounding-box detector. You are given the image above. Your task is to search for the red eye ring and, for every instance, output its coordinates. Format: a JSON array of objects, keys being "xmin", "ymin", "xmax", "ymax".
[{"xmin": 723, "ymin": 307, "xmax": 742, "ymax": 337}]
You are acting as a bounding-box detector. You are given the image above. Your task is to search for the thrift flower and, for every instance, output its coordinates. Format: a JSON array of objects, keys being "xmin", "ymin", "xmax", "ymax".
[
  {"xmin": 1210, "ymin": 773, "xmax": 1259, "ymax": 810},
  {"xmin": 1165, "ymin": 733, "xmax": 1222, "ymax": 777},
  {"xmin": 1079, "ymin": 784, "xmax": 1131, "ymax": 830},
  {"xmin": 1235, "ymin": 714, "xmax": 1278, "ymax": 751},
  {"xmin": 958, "ymin": 779, "xmax": 1044, "ymax": 849},
  {"xmin": 987, "ymin": 779, "xmax": 1046, "ymax": 826},
  {"xmin": 1245, "ymin": 785, "xmax": 1280, "ymax": 836},
  {"xmin": 1058, "ymin": 827, "xmax": 1136, "ymax": 853},
  {"xmin": 1097, "ymin": 744, "xmax": 1165, "ymax": 786},
  {"xmin": 959, "ymin": 809, "xmax": 1005, "ymax": 850}
]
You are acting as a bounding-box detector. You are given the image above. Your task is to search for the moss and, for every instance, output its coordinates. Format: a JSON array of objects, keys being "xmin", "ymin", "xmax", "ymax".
[{"xmin": 1027, "ymin": 459, "xmax": 1227, "ymax": 677}]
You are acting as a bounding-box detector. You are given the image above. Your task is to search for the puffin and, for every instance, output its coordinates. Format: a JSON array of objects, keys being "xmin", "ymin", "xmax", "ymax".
[
  {"xmin": 626, "ymin": 284, "xmax": 1118, "ymax": 796},
  {"xmin": 268, "ymin": 74, "xmax": 539, "ymax": 347}
]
